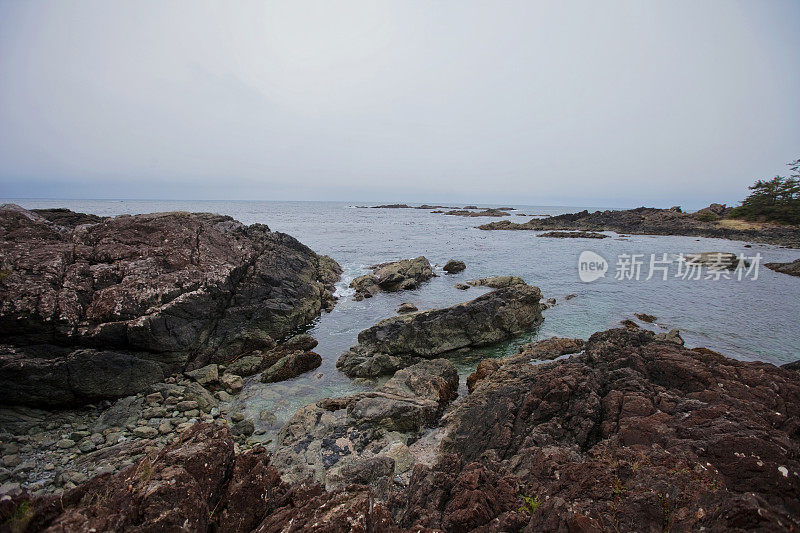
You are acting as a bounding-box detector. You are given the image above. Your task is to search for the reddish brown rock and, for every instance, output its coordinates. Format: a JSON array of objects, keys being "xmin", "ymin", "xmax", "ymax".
[{"xmin": 437, "ymin": 327, "xmax": 800, "ymax": 531}]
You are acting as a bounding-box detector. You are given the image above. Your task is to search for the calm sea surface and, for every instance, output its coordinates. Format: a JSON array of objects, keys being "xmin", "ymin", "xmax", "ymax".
[{"xmin": 4, "ymin": 199, "xmax": 799, "ymax": 439}]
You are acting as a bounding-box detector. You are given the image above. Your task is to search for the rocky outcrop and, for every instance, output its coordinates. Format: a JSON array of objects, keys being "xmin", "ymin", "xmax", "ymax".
[
  {"xmin": 466, "ymin": 336, "xmax": 585, "ymax": 393},
  {"xmin": 466, "ymin": 275, "xmax": 525, "ymax": 288},
  {"xmin": 419, "ymin": 327, "xmax": 800, "ymax": 532},
  {"xmin": 30, "ymin": 208, "xmax": 104, "ymax": 227},
  {"xmin": 444, "ymin": 208, "xmax": 510, "ymax": 217},
  {"xmin": 479, "ymin": 206, "xmax": 800, "ymax": 247},
  {"xmin": 350, "ymin": 256, "xmax": 434, "ymax": 300},
  {"xmin": 272, "ymin": 359, "xmax": 459, "ymax": 496},
  {"xmin": 537, "ymin": 230, "xmax": 608, "ymax": 239},
  {"xmin": 442, "ymin": 259, "xmax": 466, "ymax": 273},
  {"xmin": 0, "ymin": 205, "xmax": 341, "ymax": 406},
  {"xmin": 766, "ymin": 257, "xmax": 800, "ymax": 277},
  {"xmin": 683, "ymin": 251, "xmax": 745, "ymax": 269},
  {"xmin": 337, "ymin": 284, "xmax": 543, "ymax": 377}
]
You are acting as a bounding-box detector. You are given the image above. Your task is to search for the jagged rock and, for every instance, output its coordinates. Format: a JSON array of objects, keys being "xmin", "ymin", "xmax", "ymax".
[
  {"xmin": 223, "ymin": 336, "xmax": 318, "ymax": 378},
  {"xmin": 337, "ymin": 284, "xmax": 543, "ymax": 377},
  {"xmin": 419, "ymin": 327, "xmax": 800, "ymax": 531},
  {"xmin": 4, "ymin": 330, "xmax": 799, "ymax": 532},
  {"xmin": 282, "ymin": 334, "xmax": 318, "ymax": 352},
  {"xmin": 455, "ymin": 283, "xmax": 469, "ymax": 290},
  {"xmin": 260, "ymin": 351, "xmax": 321, "ymax": 383},
  {"xmin": 349, "ymin": 256, "xmax": 435, "ymax": 299},
  {"xmin": 442, "ymin": 260, "xmax": 466, "ymax": 273},
  {"xmin": 0, "ymin": 205, "xmax": 341, "ymax": 406},
  {"xmin": 540, "ymin": 297, "xmax": 556, "ymax": 310}
]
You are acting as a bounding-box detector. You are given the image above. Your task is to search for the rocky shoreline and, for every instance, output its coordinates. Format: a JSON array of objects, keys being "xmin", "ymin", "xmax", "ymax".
[
  {"xmin": 1, "ymin": 205, "xmax": 799, "ymax": 532},
  {"xmin": 478, "ymin": 205, "xmax": 800, "ymax": 247},
  {"xmin": 3, "ymin": 326, "xmax": 798, "ymax": 531}
]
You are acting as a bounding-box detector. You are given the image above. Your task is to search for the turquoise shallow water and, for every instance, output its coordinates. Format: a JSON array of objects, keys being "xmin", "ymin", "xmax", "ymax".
[{"xmin": 4, "ymin": 199, "xmax": 800, "ymax": 438}]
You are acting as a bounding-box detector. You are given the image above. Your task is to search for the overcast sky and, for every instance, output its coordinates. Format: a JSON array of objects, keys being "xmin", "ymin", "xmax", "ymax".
[{"xmin": 1, "ymin": 1, "xmax": 798, "ymax": 208}]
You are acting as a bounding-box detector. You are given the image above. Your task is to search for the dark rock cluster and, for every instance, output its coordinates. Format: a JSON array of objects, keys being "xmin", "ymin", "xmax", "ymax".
[{"xmin": 0, "ymin": 205, "xmax": 340, "ymax": 407}]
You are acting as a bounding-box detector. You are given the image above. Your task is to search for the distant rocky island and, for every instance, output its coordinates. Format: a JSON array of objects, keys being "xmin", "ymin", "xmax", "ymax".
[
  {"xmin": 1, "ymin": 204, "xmax": 799, "ymax": 532},
  {"xmin": 479, "ymin": 204, "xmax": 800, "ymax": 247}
]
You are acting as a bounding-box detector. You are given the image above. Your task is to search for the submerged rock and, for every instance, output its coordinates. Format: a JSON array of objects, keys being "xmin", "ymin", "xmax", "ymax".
[
  {"xmin": 350, "ymin": 256, "xmax": 435, "ymax": 300},
  {"xmin": 0, "ymin": 205, "xmax": 341, "ymax": 407},
  {"xmin": 337, "ymin": 283, "xmax": 543, "ymax": 377}
]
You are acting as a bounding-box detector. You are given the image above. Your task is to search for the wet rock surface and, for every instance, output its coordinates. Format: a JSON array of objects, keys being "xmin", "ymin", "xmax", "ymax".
[
  {"xmin": 479, "ymin": 206, "xmax": 800, "ymax": 246},
  {"xmin": 0, "ymin": 205, "xmax": 340, "ymax": 407},
  {"xmin": 350, "ymin": 256, "xmax": 435, "ymax": 300},
  {"xmin": 337, "ymin": 283, "xmax": 543, "ymax": 377}
]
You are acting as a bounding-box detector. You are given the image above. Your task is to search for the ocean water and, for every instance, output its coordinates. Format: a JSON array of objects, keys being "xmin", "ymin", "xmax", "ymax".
[{"xmin": 5, "ymin": 199, "xmax": 800, "ymax": 440}]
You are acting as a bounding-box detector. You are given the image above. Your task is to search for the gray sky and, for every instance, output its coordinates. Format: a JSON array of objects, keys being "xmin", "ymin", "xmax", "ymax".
[{"xmin": 1, "ymin": 1, "xmax": 798, "ymax": 209}]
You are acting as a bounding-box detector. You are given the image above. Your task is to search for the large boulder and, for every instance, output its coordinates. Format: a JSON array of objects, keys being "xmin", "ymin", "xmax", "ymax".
[
  {"xmin": 337, "ymin": 284, "xmax": 543, "ymax": 377},
  {"xmin": 0, "ymin": 205, "xmax": 341, "ymax": 406},
  {"xmin": 350, "ymin": 256, "xmax": 435, "ymax": 300}
]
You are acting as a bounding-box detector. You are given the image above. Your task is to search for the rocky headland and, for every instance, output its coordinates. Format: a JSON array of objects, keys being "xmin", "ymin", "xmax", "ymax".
[{"xmin": 479, "ymin": 206, "xmax": 800, "ymax": 247}]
